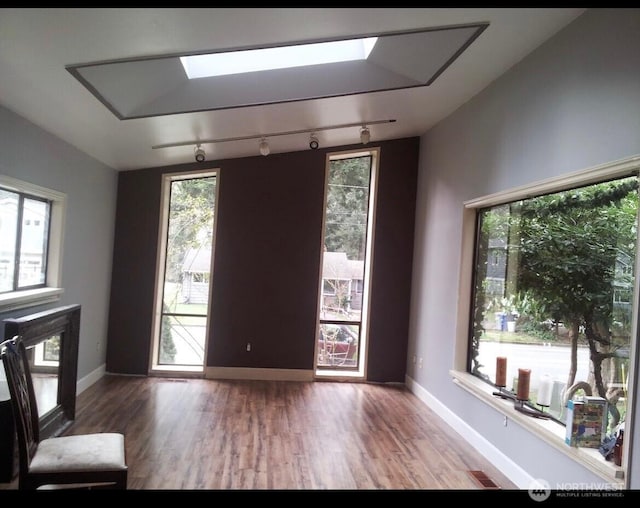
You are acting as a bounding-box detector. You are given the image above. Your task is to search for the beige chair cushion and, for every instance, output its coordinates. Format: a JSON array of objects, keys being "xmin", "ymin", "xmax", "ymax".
[{"xmin": 30, "ymin": 433, "xmax": 127, "ymax": 473}]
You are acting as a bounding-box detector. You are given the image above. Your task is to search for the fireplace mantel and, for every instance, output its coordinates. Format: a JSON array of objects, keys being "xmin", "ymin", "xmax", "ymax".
[{"xmin": 1, "ymin": 304, "xmax": 81, "ymax": 482}]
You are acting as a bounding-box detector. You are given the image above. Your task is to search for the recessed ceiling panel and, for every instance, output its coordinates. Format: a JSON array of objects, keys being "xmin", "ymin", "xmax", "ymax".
[
  {"xmin": 367, "ymin": 25, "xmax": 483, "ymax": 84},
  {"xmin": 133, "ymin": 61, "xmax": 419, "ymax": 118},
  {"xmin": 67, "ymin": 23, "xmax": 488, "ymax": 120},
  {"xmin": 75, "ymin": 58, "xmax": 188, "ymax": 118}
]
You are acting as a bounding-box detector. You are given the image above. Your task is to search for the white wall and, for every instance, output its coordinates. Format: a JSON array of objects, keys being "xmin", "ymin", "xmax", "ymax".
[
  {"xmin": 0, "ymin": 105, "xmax": 118, "ymax": 382},
  {"xmin": 409, "ymin": 8, "xmax": 640, "ymax": 487}
]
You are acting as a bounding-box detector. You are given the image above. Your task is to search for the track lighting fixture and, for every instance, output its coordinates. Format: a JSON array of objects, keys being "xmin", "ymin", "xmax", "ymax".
[
  {"xmin": 360, "ymin": 126, "xmax": 370, "ymax": 145},
  {"xmin": 194, "ymin": 145, "xmax": 206, "ymax": 162},
  {"xmin": 259, "ymin": 138, "xmax": 270, "ymax": 156},
  {"xmin": 152, "ymin": 119, "xmax": 396, "ymax": 155}
]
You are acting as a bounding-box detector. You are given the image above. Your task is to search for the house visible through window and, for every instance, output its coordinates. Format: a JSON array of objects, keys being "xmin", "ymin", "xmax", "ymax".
[
  {"xmin": 469, "ymin": 173, "xmax": 638, "ymax": 437},
  {"xmin": 0, "ymin": 186, "xmax": 51, "ymax": 293}
]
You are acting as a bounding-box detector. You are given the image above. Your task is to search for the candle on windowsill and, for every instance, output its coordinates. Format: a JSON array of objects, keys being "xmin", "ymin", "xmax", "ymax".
[
  {"xmin": 537, "ymin": 374, "xmax": 553, "ymax": 408},
  {"xmin": 517, "ymin": 368, "xmax": 531, "ymax": 401},
  {"xmin": 495, "ymin": 356, "xmax": 507, "ymax": 388}
]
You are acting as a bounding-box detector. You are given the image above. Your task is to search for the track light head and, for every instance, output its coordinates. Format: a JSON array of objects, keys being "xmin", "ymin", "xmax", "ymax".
[
  {"xmin": 259, "ymin": 138, "xmax": 270, "ymax": 156},
  {"xmin": 194, "ymin": 145, "xmax": 206, "ymax": 162},
  {"xmin": 360, "ymin": 126, "xmax": 370, "ymax": 145},
  {"xmin": 309, "ymin": 133, "xmax": 319, "ymax": 150}
]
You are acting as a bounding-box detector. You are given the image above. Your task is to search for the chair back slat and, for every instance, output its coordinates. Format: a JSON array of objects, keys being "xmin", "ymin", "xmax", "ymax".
[{"xmin": 1, "ymin": 337, "xmax": 41, "ymax": 478}]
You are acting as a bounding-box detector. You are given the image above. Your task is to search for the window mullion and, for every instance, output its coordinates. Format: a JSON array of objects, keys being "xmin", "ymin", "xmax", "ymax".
[{"xmin": 13, "ymin": 194, "xmax": 25, "ymax": 291}]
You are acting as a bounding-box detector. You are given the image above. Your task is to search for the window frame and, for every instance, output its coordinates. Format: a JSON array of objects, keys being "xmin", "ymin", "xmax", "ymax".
[
  {"xmin": 451, "ymin": 155, "xmax": 640, "ymax": 487},
  {"xmin": 148, "ymin": 168, "xmax": 219, "ymax": 376},
  {"xmin": 0, "ymin": 175, "xmax": 65, "ymax": 313},
  {"xmin": 314, "ymin": 148, "xmax": 379, "ymax": 379}
]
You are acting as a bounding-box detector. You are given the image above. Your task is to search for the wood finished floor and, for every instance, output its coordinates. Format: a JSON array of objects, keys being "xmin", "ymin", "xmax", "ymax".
[{"xmin": 46, "ymin": 376, "xmax": 518, "ymax": 490}]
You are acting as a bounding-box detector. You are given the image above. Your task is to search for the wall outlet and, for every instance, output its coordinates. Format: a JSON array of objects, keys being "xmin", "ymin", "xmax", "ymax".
[
  {"xmin": 412, "ymin": 355, "xmax": 416, "ymax": 364},
  {"xmin": 418, "ymin": 357, "xmax": 423, "ymax": 369},
  {"xmin": 246, "ymin": 342, "xmax": 251, "ymax": 352},
  {"xmin": 503, "ymin": 416, "xmax": 508, "ymax": 427}
]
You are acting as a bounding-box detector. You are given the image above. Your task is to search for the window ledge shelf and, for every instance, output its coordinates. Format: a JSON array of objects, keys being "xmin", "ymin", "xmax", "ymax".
[
  {"xmin": 0, "ymin": 288, "xmax": 64, "ymax": 314},
  {"xmin": 449, "ymin": 369, "xmax": 625, "ymax": 487}
]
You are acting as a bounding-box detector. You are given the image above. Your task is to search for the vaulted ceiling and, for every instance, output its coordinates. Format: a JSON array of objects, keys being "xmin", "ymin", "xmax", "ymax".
[{"xmin": 0, "ymin": 8, "xmax": 585, "ymax": 171}]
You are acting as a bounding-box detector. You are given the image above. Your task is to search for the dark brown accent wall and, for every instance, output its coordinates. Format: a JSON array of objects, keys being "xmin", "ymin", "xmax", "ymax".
[
  {"xmin": 106, "ymin": 137, "xmax": 419, "ymax": 382},
  {"xmin": 207, "ymin": 150, "xmax": 326, "ymax": 369},
  {"xmin": 366, "ymin": 140, "xmax": 419, "ymax": 382},
  {"xmin": 106, "ymin": 168, "xmax": 162, "ymax": 374}
]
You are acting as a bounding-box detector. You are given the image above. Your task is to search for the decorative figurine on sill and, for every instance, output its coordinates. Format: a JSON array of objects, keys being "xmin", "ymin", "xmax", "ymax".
[{"xmin": 600, "ymin": 421, "xmax": 625, "ymax": 465}]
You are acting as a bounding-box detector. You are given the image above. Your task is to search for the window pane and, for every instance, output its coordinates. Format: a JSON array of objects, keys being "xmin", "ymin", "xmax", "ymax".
[
  {"xmin": 321, "ymin": 156, "xmax": 371, "ymax": 322},
  {"xmin": 18, "ymin": 197, "xmax": 50, "ymax": 288},
  {"xmin": 155, "ymin": 174, "xmax": 216, "ymax": 371},
  {"xmin": 0, "ymin": 189, "xmax": 18, "ymax": 292},
  {"xmin": 471, "ymin": 175, "xmax": 637, "ymax": 430},
  {"xmin": 317, "ymin": 154, "xmax": 373, "ymax": 373},
  {"xmin": 159, "ymin": 315, "xmax": 206, "ymax": 366},
  {"xmin": 163, "ymin": 177, "xmax": 216, "ymax": 313},
  {"xmin": 317, "ymin": 323, "xmax": 359, "ymax": 368}
]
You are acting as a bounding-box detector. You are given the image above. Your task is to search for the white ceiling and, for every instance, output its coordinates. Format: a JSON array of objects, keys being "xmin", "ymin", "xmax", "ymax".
[{"xmin": 0, "ymin": 8, "xmax": 586, "ymax": 171}]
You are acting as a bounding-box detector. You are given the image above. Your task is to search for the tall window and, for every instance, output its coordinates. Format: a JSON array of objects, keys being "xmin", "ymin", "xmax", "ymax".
[
  {"xmin": 470, "ymin": 174, "xmax": 638, "ymax": 435},
  {"xmin": 316, "ymin": 150, "xmax": 377, "ymax": 375},
  {"xmin": 151, "ymin": 171, "xmax": 217, "ymax": 372},
  {"xmin": 0, "ymin": 185, "xmax": 51, "ymax": 293}
]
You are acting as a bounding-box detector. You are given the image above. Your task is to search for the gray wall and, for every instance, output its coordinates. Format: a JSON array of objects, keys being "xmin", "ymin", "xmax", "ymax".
[
  {"xmin": 0, "ymin": 105, "xmax": 118, "ymax": 382},
  {"xmin": 409, "ymin": 9, "xmax": 640, "ymax": 487}
]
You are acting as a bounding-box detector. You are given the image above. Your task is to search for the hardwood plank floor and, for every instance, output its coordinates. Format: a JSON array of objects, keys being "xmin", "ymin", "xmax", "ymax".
[{"xmin": 13, "ymin": 375, "xmax": 518, "ymax": 490}]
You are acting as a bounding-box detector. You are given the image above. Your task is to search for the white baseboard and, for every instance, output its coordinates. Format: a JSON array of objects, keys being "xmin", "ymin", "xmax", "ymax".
[
  {"xmin": 75, "ymin": 365, "xmax": 315, "ymax": 392},
  {"xmin": 76, "ymin": 363, "xmax": 106, "ymax": 395},
  {"xmin": 205, "ymin": 366, "xmax": 314, "ymax": 382},
  {"xmin": 405, "ymin": 374, "xmax": 533, "ymax": 489}
]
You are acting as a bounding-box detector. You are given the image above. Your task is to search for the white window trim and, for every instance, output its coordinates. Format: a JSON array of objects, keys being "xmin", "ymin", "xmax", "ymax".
[
  {"xmin": 0, "ymin": 175, "xmax": 66, "ymax": 313},
  {"xmin": 148, "ymin": 168, "xmax": 219, "ymax": 375},
  {"xmin": 452, "ymin": 154, "xmax": 640, "ymax": 487},
  {"xmin": 314, "ymin": 148, "xmax": 379, "ymax": 381}
]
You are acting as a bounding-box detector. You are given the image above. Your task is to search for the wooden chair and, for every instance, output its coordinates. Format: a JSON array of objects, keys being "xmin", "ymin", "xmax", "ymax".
[{"xmin": 1, "ymin": 336, "xmax": 128, "ymax": 489}]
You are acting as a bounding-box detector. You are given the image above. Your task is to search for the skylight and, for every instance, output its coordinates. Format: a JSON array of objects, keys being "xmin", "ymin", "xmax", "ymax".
[
  {"xmin": 68, "ymin": 23, "xmax": 490, "ymax": 119},
  {"xmin": 180, "ymin": 37, "xmax": 378, "ymax": 79}
]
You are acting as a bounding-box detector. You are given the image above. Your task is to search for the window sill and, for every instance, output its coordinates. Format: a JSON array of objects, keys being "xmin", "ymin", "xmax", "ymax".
[
  {"xmin": 315, "ymin": 368, "xmax": 364, "ymax": 380},
  {"xmin": 449, "ymin": 370, "xmax": 625, "ymax": 487},
  {"xmin": 0, "ymin": 288, "xmax": 64, "ymax": 314}
]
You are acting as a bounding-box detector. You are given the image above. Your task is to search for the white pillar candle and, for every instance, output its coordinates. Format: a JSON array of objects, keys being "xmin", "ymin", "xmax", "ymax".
[{"xmin": 537, "ymin": 374, "xmax": 553, "ymax": 407}]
